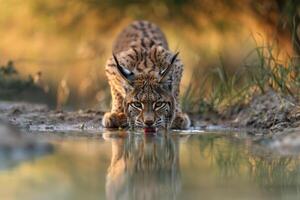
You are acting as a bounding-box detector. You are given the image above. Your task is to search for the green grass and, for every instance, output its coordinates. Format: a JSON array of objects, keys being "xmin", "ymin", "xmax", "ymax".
[{"xmin": 182, "ymin": 42, "xmax": 300, "ymax": 115}]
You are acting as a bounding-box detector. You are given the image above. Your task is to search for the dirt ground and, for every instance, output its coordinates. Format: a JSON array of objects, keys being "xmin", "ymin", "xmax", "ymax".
[{"xmin": 231, "ymin": 90, "xmax": 300, "ymax": 132}]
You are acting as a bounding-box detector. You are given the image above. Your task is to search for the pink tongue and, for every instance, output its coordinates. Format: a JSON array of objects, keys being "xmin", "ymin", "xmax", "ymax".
[{"xmin": 144, "ymin": 127, "xmax": 156, "ymax": 134}]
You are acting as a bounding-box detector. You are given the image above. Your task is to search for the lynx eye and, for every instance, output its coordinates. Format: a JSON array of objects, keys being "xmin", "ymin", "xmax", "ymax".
[
  {"xmin": 153, "ymin": 101, "xmax": 166, "ymax": 110},
  {"xmin": 131, "ymin": 102, "xmax": 143, "ymax": 109}
]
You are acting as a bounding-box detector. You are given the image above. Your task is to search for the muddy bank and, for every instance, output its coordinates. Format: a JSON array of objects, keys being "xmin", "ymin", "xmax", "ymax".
[
  {"xmin": 229, "ymin": 90, "xmax": 300, "ymax": 132},
  {"xmin": 0, "ymin": 101, "xmax": 104, "ymax": 132},
  {"xmin": 1, "ymin": 90, "xmax": 299, "ymax": 131},
  {"xmin": 0, "ymin": 101, "xmax": 215, "ymax": 133},
  {"xmin": 0, "ymin": 92, "xmax": 299, "ymax": 155},
  {"xmin": 0, "ymin": 92, "xmax": 299, "ymax": 135}
]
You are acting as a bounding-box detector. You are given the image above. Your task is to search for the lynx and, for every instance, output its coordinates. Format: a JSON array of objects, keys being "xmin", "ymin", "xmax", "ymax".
[{"xmin": 102, "ymin": 20, "xmax": 190, "ymax": 130}]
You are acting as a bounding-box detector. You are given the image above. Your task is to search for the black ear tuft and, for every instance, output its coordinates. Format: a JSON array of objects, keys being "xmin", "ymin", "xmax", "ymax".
[
  {"xmin": 159, "ymin": 52, "xmax": 179, "ymax": 83},
  {"xmin": 170, "ymin": 52, "xmax": 179, "ymax": 65},
  {"xmin": 113, "ymin": 54, "xmax": 135, "ymax": 85}
]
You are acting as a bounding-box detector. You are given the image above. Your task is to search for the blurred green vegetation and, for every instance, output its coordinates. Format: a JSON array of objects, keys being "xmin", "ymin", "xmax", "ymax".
[
  {"xmin": 0, "ymin": 61, "xmax": 35, "ymax": 96},
  {"xmin": 0, "ymin": 61, "xmax": 53, "ymax": 104}
]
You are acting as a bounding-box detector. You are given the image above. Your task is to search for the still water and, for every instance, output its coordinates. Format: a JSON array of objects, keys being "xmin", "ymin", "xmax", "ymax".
[{"xmin": 0, "ymin": 131, "xmax": 300, "ymax": 200}]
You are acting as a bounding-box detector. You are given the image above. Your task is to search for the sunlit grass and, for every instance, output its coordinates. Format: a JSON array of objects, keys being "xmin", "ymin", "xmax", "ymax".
[{"xmin": 182, "ymin": 40, "xmax": 300, "ymax": 115}]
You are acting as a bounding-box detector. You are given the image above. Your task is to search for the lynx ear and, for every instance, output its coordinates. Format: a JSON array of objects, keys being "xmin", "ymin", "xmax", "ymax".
[
  {"xmin": 113, "ymin": 54, "xmax": 135, "ymax": 85},
  {"xmin": 159, "ymin": 52, "xmax": 179, "ymax": 83}
]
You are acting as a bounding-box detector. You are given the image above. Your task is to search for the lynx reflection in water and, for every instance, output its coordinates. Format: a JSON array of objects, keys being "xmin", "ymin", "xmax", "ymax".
[{"xmin": 105, "ymin": 134, "xmax": 183, "ymax": 200}]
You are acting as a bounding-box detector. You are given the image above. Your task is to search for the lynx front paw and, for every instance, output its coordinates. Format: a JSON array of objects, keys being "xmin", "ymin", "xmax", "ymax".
[
  {"xmin": 102, "ymin": 112, "xmax": 128, "ymax": 128},
  {"xmin": 171, "ymin": 113, "xmax": 191, "ymax": 130}
]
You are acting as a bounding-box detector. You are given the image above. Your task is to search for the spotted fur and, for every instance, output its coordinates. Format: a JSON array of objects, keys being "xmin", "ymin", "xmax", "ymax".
[{"xmin": 103, "ymin": 20, "xmax": 190, "ymax": 130}]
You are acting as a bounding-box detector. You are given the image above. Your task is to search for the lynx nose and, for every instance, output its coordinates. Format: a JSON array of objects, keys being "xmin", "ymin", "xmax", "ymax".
[
  {"xmin": 144, "ymin": 120, "xmax": 154, "ymax": 127},
  {"xmin": 143, "ymin": 111, "xmax": 154, "ymax": 127}
]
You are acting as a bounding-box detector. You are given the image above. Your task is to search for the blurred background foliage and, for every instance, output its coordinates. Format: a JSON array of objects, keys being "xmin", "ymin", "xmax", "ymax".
[{"xmin": 0, "ymin": 0, "xmax": 299, "ymax": 111}]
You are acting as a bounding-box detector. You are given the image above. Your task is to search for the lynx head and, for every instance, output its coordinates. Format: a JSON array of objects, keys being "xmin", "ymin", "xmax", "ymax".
[{"xmin": 113, "ymin": 51, "xmax": 179, "ymax": 130}]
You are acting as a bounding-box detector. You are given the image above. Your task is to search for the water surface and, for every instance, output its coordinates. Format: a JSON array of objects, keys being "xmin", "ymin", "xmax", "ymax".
[{"xmin": 0, "ymin": 131, "xmax": 300, "ymax": 200}]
